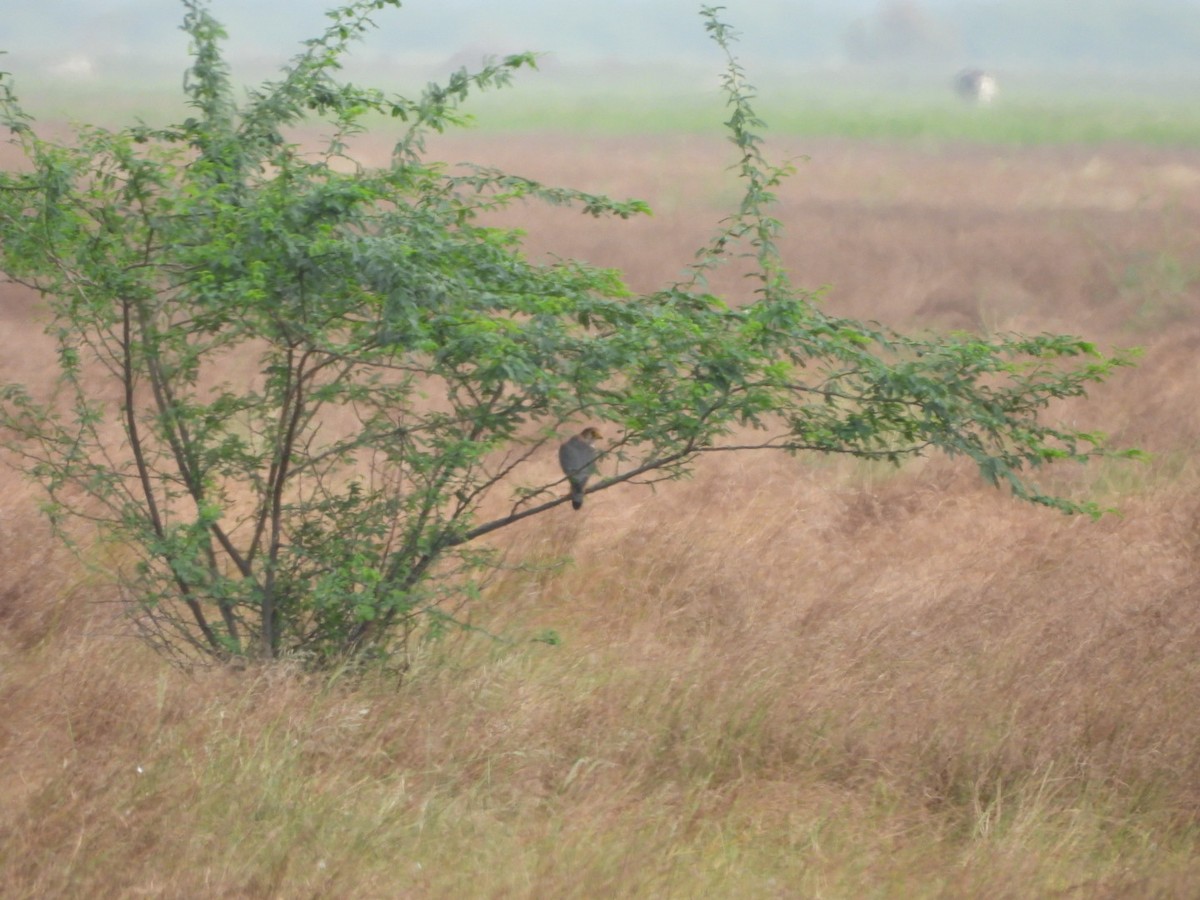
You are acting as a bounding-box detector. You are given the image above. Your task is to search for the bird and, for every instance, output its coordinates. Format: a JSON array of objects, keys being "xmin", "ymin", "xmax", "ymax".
[{"xmin": 558, "ymin": 427, "xmax": 602, "ymax": 510}]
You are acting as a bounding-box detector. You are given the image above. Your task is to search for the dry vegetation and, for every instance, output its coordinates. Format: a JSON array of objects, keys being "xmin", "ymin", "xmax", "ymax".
[{"xmin": 3, "ymin": 132, "xmax": 1200, "ymax": 896}]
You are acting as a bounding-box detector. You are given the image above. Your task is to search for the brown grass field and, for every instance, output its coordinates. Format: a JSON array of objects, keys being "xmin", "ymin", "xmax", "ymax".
[{"xmin": 3, "ymin": 130, "xmax": 1200, "ymax": 897}]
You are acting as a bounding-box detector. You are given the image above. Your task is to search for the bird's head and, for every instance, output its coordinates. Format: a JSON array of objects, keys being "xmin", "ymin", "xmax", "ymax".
[{"xmin": 579, "ymin": 426, "xmax": 602, "ymax": 442}]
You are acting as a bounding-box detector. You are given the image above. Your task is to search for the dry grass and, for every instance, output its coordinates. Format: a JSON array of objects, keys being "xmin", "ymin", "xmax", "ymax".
[{"xmin": 3, "ymin": 133, "xmax": 1200, "ymax": 897}]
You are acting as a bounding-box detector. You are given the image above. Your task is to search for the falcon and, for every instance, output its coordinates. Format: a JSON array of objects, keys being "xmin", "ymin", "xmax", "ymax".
[{"xmin": 558, "ymin": 427, "xmax": 602, "ymax": 510}]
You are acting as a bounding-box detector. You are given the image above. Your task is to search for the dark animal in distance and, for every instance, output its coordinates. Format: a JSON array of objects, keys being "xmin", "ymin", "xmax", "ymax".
[{"xmin": 955, "ymin": 68, "xmax": 998, "ymax": 104}]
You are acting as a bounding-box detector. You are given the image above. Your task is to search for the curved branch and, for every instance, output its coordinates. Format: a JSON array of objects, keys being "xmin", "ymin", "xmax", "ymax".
[
  {"xmin": 449, "ymin": 432, "xmax": 939, "ymax": 550},
  {"xmin": 451, "ymin": 448, "xmax": 695, "ymax": 547}
]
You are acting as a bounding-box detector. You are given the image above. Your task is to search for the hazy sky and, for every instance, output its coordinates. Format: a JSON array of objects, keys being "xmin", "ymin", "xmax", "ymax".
[
  {"xmin": 7, "ymin": 1, "xmax": 850, "ymax": 71},
  {"xmin": 7, "ymin": 1, "xmax": 1200, "ymax": 84}
]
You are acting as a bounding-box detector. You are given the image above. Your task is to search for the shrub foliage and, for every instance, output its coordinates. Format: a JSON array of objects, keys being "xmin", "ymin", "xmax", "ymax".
[{"xmin": 0, "ymin": 2, "xmax": 1136, "ymax": 666}]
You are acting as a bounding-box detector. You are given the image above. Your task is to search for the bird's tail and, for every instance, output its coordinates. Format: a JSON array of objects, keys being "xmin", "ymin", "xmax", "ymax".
[{"xmin": 570, "ymin": 485, "xmax": 584, "ymax": 510}]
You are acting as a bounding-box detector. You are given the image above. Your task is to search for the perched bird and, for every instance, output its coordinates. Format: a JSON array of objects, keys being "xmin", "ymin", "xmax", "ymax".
[{"xmin": 558, "ymin": 427, "xmax": 602, "ymax": 510}]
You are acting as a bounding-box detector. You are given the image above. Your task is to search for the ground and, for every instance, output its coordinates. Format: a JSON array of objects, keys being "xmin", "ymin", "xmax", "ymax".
[{"xmin": 1, "ymin": 131, "xmax": 1199, "ymax": 896}]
